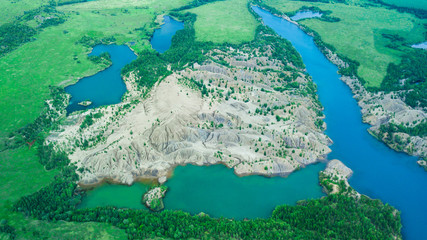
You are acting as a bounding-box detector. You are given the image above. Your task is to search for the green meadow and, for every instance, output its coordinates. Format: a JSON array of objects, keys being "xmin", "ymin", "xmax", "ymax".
[
  {"xmin": 383, "ymin": 0, "xmax": 427, "ymax": 11},
  {"xmin": 0, "ymin": 147, "xmax": 127, "ymax": 239},
  {"xmin": 0, "ymin": 0, "xmax": 49, "ymax": 24},
  {"xmin": 187, "ymin": 0, "xmax": 258, "ymax": 44},
  {"xmin": 264, "ymin": 0, "xmax": 426, "ymax": 88}
]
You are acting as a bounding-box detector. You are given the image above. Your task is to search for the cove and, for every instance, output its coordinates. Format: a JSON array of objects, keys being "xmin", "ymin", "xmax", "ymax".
[
  {"xmin": 65, "ymin": 45, "xmax": 137, "ymax": 114},
  {"xmin": 150, "ymin": 15, "xmax": 184, "ymax": 53},
  {"xmin": 291, "ymin": 11, "xmax": 322, "ymax": 21},
  {"xmin": 164, "ymin": 163, "xmax": 325, "ymax": 219},
  {"xmin": 79, "ymin": 183, "xmax": 149, "ymax": 209},
  {"xmin": 252, "ymin": 6, "xmax": 427, "ymax": 239}
]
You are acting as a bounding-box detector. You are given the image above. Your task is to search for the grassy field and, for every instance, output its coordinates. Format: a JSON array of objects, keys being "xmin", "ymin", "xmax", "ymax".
[
  {"xmin": 5, "ymin": 214, "xmax": 128, "ymax": 239},
  {"xmin": 0, "ymin": 147, "xmax": 127, "ymax": 239},
  {"xmin": 0, "ymin": 147, "xmax": 58, "ymax": 213},
  {"xmin": 263, "ymin": 0, "xmax": 426, "ymax": 88},
  {"xmin": 383, "ymin": 0, "xmax": 427, "ymax": 11},
  {"xmin": 0, "ymin": 0, "xmax": 49, "ymax": 24},
  {"xmin": 187, "ymin": 0, "xmax": 258, "ymax": 44}
]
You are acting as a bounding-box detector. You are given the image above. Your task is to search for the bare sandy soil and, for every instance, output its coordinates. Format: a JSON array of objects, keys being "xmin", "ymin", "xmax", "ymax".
[{"xmin": 48, "ymin": 44, "xmax": 331, "ymax": 185}]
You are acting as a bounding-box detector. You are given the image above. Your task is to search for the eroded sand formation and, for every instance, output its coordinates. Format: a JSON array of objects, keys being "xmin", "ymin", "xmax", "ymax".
[{"xmin": 48, "ymin": 44, "xmax": 331, "ymax": 185}]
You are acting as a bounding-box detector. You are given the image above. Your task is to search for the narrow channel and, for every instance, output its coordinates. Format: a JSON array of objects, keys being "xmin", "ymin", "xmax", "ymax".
[{"xmin": 252, "ymin": 6, "xmax": 427, "ymax": 239}]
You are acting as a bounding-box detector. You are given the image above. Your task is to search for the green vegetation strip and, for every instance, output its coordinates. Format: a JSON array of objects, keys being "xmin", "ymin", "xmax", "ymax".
[{"xmin": 187, "ymin": 0, "xmax": 258, "ymax": 44}]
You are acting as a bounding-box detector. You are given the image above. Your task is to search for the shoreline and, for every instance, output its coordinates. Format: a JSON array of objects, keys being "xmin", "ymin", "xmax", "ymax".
[
  {"xmin": 49, "ymin": 32, "xmax": 332, "ymax": 187},
  {"xmin": 255, "ymin": 4, "xmax": 426, "ymax": 163},
  {"xmin": 79, "ymin": 156, "xmax": 329, "ymax": 188}
]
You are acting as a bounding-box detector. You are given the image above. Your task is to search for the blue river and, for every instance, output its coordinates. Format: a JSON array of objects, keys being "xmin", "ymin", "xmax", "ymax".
[
  {"xmin": 65, "ymin": 45, "xmax": 137, "ymax": 114},
  {"xmin": 252, "ymin": 6, "xmax": 427, "ymax": 240}
]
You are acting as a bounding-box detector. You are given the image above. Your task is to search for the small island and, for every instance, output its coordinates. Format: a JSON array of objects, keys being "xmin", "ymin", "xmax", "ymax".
[
  {"xmin": 142, "ymin": 186, "xmax": 168, "ymax": 212},
  {"xmin": 78, "ymin": 100, "xmax": 92, "ymax": 107}
]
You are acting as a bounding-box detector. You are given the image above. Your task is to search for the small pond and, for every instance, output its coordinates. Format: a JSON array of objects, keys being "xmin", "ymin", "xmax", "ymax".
[{"xmin": 291, "ymin": 11, "xmax": 322, "ymax": 21}]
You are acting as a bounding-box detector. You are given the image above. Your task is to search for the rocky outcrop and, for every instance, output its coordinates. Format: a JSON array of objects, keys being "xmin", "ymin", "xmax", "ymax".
[
  {"xmin": 47, "ymin": 43, "xmax": 331, "ymax": 185},
  {"xmin": 142, "ymin": 186, "xmax": 167, "ymax": 211},
  {"xmin": 78, "ymin": 100, "xmax": 92, "ymax": 107},
  {"xmin": 324, "ymin": 48, "xmax": 427, "ymax": 162},
  {"xmin": 418, "ymin": 160, "xmax": 427, "ymax": 171},
  {"xmin": 320, "ymin": 159, "xmax": 359, "ymax": 197},
  {"xmin": 323, "ymin": 160, "xmax": 353, "ymax": 180}
]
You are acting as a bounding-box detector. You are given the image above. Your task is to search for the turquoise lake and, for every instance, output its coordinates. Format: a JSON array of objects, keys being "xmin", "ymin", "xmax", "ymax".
[
  {"xmin": 252, "ymin": 6, "xmax": 427, "ymax": 239},
  {"xmin": 163, "ymin": 164, "xmax": 325, "ymax": 219},
  {"xmin": 79, "ymin": 183, "xmax": 149, "ymax": 210},
  {"xmin": 65, "ymin": 15, "xmax": 183, "ymax": 114}
]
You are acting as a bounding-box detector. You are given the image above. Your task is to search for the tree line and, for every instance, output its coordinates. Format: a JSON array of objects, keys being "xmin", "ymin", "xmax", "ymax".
[
  {"xmin": 381, "ymin": 49, "xmax": 427, "ymax": 109},
  {"xmin": 13, "ymin": 163, "xmax": 401, "ymax": 239},
  {"xmin": 0, "ymin": 3, "xmax": 67, "ymax": 57}
]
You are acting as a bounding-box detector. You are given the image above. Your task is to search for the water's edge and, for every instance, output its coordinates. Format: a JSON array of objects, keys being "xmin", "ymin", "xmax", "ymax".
[{"xmin": 252, "ymin": 6, "xmax": 427, "ymax": 240}]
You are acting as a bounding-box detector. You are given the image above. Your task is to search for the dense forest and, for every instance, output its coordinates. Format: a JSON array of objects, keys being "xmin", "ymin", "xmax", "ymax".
[
  {"xmin": 0, "ymin": 3, "xmax": 67, "ymax": 57},
  {"xmin": 173, "ymin": 0, "xmax": 225, "ymax": 11},
  {"xmin": 0, "ymin": 23, "xmax": 36, "ymax": 57},
  {"xmin": 381, "ymin": 50, "xmax": 427, "ymax": 109},
  {"xmin": 55, "ymin": 0, "xmax": 91, "ymax": 6}
]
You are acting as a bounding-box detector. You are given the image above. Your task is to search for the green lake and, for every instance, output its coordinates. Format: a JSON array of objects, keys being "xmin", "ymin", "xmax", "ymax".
[
  {"xmin": 79, "ymin": 163, "xmax": 326, "ymax": 219},
  {"xmin": 79, "ymin": 182, "xmax": 149, "ymax": 210},
  {"xmin": 164, "ymin": 163, "xmax": 325, "ymax": 219}
]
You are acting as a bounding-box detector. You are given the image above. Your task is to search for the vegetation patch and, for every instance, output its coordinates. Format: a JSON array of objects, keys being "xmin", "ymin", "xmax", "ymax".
[
  {"xmin": 381, "ymin": 49, "xmax": 426, "ymax": 109},
  {"xmin": 186, "ymin": 0, "xmax": 258, "ymax": 44}
]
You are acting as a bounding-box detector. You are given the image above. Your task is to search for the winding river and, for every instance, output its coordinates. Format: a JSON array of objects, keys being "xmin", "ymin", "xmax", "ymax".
[{"xmin": 252, "ymin": 6, "xmax": 427, "ymax": 239}]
